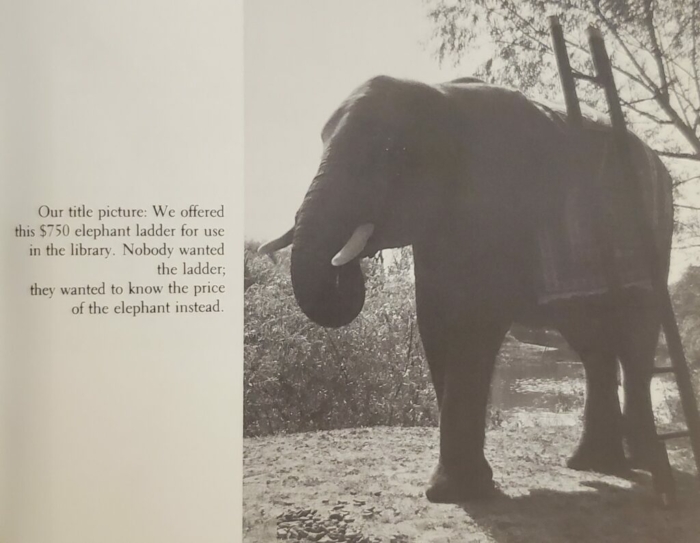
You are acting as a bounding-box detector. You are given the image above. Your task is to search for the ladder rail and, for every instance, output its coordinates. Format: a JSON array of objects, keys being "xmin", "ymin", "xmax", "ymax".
[{"xmin": 548, "ymin": 16, "xmax": 582, "ymax": 125}]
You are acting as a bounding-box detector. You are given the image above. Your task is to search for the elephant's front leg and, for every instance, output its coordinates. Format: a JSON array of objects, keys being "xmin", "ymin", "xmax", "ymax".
[{"xmin": 419, "ymin": 312, "xmax": 509, "ymax": 503}]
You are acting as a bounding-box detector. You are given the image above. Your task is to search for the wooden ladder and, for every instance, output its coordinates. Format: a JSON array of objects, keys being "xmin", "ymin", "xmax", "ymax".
[{"xmin": 548, "ymin": 16, "xmax": 700, "ymax": 506}]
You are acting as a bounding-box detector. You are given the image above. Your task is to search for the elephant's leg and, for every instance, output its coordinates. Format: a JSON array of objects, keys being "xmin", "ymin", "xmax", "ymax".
[
  {"xmin": 418, "ymin": 310, "xmax": 509, "ymax": 503},
  {"xmin": 417, "ymin": 308, "xmax": 446, "ymax": 410},
  {"xmin": 617, "ymin": 306, "xmax": 660, "ymax": 470},
  {"xmin": 557, "ymin": 318, "xmax": 628, "ymax": 474}
]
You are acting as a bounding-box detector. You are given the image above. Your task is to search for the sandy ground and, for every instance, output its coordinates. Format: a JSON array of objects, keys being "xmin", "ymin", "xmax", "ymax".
[{"xmin": 243, "ymin": 416, "xmax": 700, "ymax": 543}]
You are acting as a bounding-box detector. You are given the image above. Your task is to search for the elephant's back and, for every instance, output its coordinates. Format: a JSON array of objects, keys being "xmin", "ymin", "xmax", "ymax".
[{"xmin": 439, "ymin": 80, "xmax": 610, "ymax": 137}]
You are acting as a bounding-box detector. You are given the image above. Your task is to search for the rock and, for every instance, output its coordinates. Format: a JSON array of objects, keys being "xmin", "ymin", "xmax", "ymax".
[{"xmin": 275, "ymin": 505, "xmax": 379, "ymax": 543}]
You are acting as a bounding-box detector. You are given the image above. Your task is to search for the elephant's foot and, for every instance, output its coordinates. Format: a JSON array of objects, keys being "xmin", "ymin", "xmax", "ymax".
[
  {"xmin": 425, "ymin": 462, "xmax": 495, "ymax": 504},
  {"xmin": 625, "ymin": 454, "xmax": 653, "ymax": 472},
  {"xmin": 567, "ymin": 441, "xmax": 629, "ymax": 475},
  {"xmin": 625, "ymin": 437, "xmax": 659, "ymax": 472},
  {"xmin": 624, "ymin": 420, "xmax": 658, "ymax": 472}
]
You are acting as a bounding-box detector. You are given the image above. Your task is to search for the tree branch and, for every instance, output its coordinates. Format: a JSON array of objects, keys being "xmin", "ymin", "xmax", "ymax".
[
  {"xmin": 592, "ymin": 4, "xmax": 700, "ymax": 155},
  {"xmin": 692, "ymin": 1, "xmax": 700, "ymax": 104},
  {"xmin": 675, "ymin": 204, "xmax": 700, "ymax": 212},
  {"xmin": 673, "ymin": 175, "xmax": 700, "ymax": 187},
  {"xmin": 655, "ymin": 150, "xmax": 700, "ymax": 161},
  {"xmin": 585, "ymin": 0, "xmax": 700, "ymax": 156},
  {"xmin": 666, "ymin": 64, "xmax": 695, "ymax": 128},
  {"xmin": 498, "ymin": 2, "xmax": 553, "ymax": 54},
  {"xmin": 642, "ymin": 0, "xmax": 670, "ymax": 100},
  {"xmin": 621, "ymin": 100, "xmax": 674, "ymax": 124},
  {"xmin": 589, "ymin": 0, "xmax": 661, "ymax": 93},
  {"xmin": 625, "ymin": 95, "xmax": 658, "ymax": 106}
]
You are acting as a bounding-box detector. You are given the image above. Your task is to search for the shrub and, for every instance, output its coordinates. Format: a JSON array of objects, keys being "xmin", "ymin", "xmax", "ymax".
[
  {"xmin": 672, "ymin": 266, "xmax": 700, "ymax": 373},
  {"xmin": 664, "ymin": 266, "xmax": 700, "ymax": 424},
  {"xmin": 243, "ymin": 244, "xmax": 437, "ymax": 437},
  {"xmin": 244, "ymin": 247, "xmax": 700, "ymax": 437}
]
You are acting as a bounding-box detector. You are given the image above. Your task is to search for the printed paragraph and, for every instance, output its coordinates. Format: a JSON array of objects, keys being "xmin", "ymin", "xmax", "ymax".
[{"xmin": 15, "ymin": 204, "xmax": 228, "ymax": 317}]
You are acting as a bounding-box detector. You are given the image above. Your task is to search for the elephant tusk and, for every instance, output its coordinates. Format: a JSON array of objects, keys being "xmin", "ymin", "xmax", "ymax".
[
  {"xmin": 258, "ymin": 227, "xmax": 294, "ymax": 254},
  {"xmin": 331, "ymin": 223, "xmax": 375, "ymax": 266}
]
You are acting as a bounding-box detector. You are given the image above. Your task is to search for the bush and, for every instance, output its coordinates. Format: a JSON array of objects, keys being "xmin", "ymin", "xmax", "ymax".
[
  {"xmin": 244, "ymin": 244, "xmax": 437, "ymax": 437},
  {"xmin": 665, "ymin": 266, "xmax": 700, "ymax": 424},
  {"xmin": 245, "ymin": 248, "xmax": 700, "ymax": 437},
  {"xmin": 672, "ymin": 266, "xmax": 700, "ymax": 373}
]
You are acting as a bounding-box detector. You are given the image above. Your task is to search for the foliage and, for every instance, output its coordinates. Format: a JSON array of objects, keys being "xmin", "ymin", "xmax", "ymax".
[
  {"xmin": 661, "ymin": 265, "xmax": 700, "ymax": 426},
  {"xmin": 244, "ymin": 244, "xmax": 436, "ymax": 437},
  {"xmin": 672, "ymin": 265, "xmax": 700, "ymax": 370},
  {"xmin": 426, "ymin": 0, "xmax": 700, "ymax": 156},
  {"xmin": 425, "ymin": 0, "xmax": 700, "ymax": 240},
  {"xmin": 244, "ymin": 254, "xmax": 700, "ymax": 439}
]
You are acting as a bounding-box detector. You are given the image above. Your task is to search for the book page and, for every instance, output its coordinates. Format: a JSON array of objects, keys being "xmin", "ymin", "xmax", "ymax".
[{"xmin": 0, "ymin": 2, "xmax": 242, "ymax": 542}]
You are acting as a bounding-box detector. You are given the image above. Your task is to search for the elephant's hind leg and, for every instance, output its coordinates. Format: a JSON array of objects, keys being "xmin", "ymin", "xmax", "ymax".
[
  {"xmin": 617, "ymin": 303, "xmax": 660, "ymax": 470},
  {"xmin": 558, "ymin": 316, "xmax": 628, "ymax": 474},
  {"xmin": 418, "ymin": 305, "xmax": 509, "ymax": 503}
]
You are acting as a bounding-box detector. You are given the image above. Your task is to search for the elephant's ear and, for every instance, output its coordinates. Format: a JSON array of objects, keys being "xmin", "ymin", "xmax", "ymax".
[{"xmin": 370, "ymin": 102, "xmax": 472, "ymax": 251}]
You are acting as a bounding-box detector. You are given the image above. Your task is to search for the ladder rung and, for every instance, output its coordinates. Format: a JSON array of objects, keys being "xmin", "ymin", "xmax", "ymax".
[
  {"xmin": 657, "ymin": 430, "xmax": 690, "ymax": 441},
  {"xmin": 652, "ymin": 365, "xmax": 675, "ymax": 375},
  {"xmin": 571, "ymin": 70, "xmax": 600, "ymax": 84}
]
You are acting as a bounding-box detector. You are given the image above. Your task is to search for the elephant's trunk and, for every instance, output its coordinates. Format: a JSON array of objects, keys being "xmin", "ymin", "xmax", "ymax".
[{"xmin": 290, "ymin": 170, "xmax": 374, "ymax": 328}]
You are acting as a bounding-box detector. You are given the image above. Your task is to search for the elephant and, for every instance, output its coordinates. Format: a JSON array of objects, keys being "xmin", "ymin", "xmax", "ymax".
[{"xmin": 259, "ymin": 75, "xmax": 674, "ymax": 504}]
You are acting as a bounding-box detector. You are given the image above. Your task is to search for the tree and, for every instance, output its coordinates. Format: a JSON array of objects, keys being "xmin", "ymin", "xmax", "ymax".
[{"xmin": 426, "ymin": 0, "xmax": 700, "ymax": 240}]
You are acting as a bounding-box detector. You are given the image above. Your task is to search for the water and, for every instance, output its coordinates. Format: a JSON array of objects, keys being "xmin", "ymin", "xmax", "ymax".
[
  {"xmin": 491, "ymin": 345, "xmax": 585, "ymax": 412},
  {"xmin": 490, "ymin": 341, "xmax": 678, "ymax": 425}
]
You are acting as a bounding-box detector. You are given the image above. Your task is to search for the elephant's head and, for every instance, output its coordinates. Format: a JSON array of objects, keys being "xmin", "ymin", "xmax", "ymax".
[{"xmin": 260, "ymin": 76, "xmax": 466, "ymax": 328}]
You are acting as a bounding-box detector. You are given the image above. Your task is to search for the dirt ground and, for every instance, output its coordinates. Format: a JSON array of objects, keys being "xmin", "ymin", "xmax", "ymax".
[{"xmin": 243, "ymin": 417, "xmax": 700, "ymax": 543}]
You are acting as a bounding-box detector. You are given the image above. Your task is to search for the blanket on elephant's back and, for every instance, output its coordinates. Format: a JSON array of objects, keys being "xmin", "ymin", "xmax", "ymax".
[{"xmin": 531, "ymin": 100, "xmax": 674, "ymax": 304}]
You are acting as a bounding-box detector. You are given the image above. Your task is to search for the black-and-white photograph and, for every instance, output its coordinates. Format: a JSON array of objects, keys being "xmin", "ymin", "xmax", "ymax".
[{"xmin": 244, "ymin": 1, "xmax": 700, "ymax": 541}]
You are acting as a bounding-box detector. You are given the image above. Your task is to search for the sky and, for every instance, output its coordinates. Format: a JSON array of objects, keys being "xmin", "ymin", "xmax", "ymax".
[
  {"xmin": 244, "ymin": 0, "xmax": 475, "ymax": 241},
  {"xmin": 243, "ymin": 0, "xmax": 699, "ymax": 280}
]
